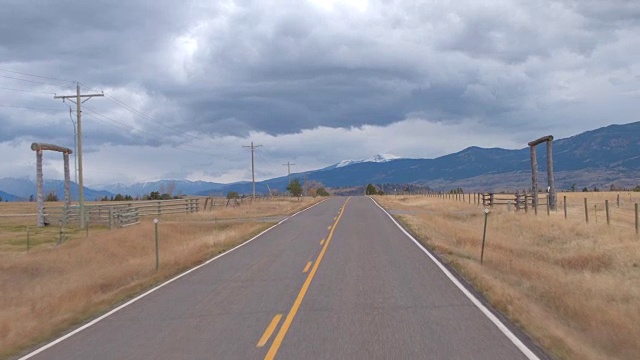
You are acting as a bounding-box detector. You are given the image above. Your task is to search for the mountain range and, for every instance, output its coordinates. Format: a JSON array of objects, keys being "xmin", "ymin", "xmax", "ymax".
[
  {"xmin": 1, "ymin": 121, "xmax": 639, "ymax": 201},
  {"xmin": 198, "ymin": 121, "xmax": 640, "ymax": 195}
]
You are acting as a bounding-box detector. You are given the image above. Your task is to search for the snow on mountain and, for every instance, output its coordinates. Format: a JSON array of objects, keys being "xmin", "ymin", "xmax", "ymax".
[{"xmin": 335, "ymin": 154, "xmax": 401, "ymax": 168}]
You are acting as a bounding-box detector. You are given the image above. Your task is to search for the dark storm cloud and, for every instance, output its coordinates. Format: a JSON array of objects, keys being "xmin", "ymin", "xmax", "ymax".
[
  {"xmin": 0, "ymin": 1, "xmax": 195, "ymax": 77},
  {"xmin": 1, "ymin": 0, "xmax": 639, "ymax": 148}
]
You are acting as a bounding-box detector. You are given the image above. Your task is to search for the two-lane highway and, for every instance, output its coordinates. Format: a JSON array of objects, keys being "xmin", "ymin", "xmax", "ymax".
[{"xmin": 22, "ymin": 197, "xmax": 543, "ymax": 359}]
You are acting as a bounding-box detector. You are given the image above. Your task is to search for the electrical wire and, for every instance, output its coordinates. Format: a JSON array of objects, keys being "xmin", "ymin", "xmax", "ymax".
[
  {"xmin": 82, "ymin": 107, "xmax": 206, "ymax": 155},
  {"xmin": 82, "ymin": 106, "xmax": 149, "ymax": 135},
  {"xmin": 1, "ymin": 73, "xmax": 215, "ymax": 154},
  {"xmin": 0, "ymin": 71, "xmax": 218, "ymax": 160},
  {"xmin": 0, "ymin": 68, "xmax": 75, "ymax": 83},
  {"xmin": 0, "ymin": 74, "xmax": 72, "ymax": 88},
  {"xmin": 103, "ymin": 95, "xmax": 209, "ymax": 144},
  {"xmin": 0, "ymin": 86, "xmax": 55, "ymax": 95},
  {"xmin": 75, "ymin": 83, "xmax": 220, "ymax": 152},
  {"xmin": 0, "ymin": 104, "xmax": 67, "ymax": 112},
  {"xmin": 83, "ymin": 111, "xmax": 144, "ymax": 135}
]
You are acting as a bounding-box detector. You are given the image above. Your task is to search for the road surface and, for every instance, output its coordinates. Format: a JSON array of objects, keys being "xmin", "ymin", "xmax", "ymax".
[{"xmin": 22, "ymin": 197, "xmax": 545, "ymax": 359}]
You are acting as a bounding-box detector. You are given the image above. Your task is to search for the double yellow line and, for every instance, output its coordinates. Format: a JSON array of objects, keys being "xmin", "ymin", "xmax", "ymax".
[{"xmin": 263, "ymin": 198, "xmax": 350, "ymax": 359}]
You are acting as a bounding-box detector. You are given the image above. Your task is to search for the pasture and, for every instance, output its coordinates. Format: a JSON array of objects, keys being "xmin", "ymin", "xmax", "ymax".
[
  {"xmin": 0, "ymin": 196, "xmax": 321, "ymax": 358},
  {"xmin": 376, "ymin": 192, "xmax": 639, "ymax": 360}
]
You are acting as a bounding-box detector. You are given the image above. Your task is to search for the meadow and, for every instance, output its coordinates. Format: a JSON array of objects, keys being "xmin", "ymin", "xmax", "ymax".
[
  {"xmin": 376, "ymin": 192, "xmax": 639, "ymax": 360},
  {"xmin": 0, "ymin": 197, "xmax": 321, "ymax": 359}
]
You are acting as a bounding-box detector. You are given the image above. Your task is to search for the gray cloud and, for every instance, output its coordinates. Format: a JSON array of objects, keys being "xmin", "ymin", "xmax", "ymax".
[{"xmin": 1, "ymin": 0, "xmax": 639, "ymax": 184}]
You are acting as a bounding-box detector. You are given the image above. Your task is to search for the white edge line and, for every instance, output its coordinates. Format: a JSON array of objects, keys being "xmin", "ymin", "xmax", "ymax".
[
  {"xmin": 18, "ymin": 198, "xmax": 328, "ymax": 360},
  {"xmin": 369, "ymin": 197, "xmax": 540, "ymax": 360}
]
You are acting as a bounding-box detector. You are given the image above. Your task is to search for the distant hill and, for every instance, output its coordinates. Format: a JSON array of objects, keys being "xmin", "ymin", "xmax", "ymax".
[
  {"xmin": 93, "ymin": 180, "xmax": 225, "ymax": 197},
  {"xmin": 0, "ymin": 178, "xmax": 113, "ymax": 201},
  {"xmin": 0, "ymin": 190, "xmax": 23, "ymax": 202},
  {"xmin": 199, "ymin": 121, "xmax": 640, "ymax": 194},
  {"xmin": 3, "ymin": 121, "xmax": 640, "ymax": 198}
]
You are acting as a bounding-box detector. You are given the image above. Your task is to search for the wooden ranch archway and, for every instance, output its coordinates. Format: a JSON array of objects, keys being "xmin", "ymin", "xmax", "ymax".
[
  {"xmin": 528, "ymin": 135, "xmax": 556, "ymax": 211},
  {"xmin": 31, "ymin": 143, "xmax": 72, "ymax": 227}
]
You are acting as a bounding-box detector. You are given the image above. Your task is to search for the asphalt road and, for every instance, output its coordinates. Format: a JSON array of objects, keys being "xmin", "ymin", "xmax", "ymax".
[{"xmin": 21, "ymin": 196, "xmax": 544, "ymax": 360}]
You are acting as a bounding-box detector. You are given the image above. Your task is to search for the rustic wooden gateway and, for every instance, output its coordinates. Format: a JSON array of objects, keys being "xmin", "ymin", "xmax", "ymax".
[
  {"xmin": 528, "ymin": 135, "xmax": 556, "ymax": 211},
  {"xmin": 31, "ymin": 142, "xmax": 73, "ymax": 227}
]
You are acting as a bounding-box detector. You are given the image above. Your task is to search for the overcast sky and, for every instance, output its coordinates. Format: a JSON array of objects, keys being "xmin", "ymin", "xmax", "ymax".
[{"xmin": 1, "ymin": 0, "xmax": 639, "ymax": 186}]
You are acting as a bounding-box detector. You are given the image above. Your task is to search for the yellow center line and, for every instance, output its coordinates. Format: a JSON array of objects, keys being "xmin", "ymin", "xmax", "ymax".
[
  {"xmin": 257, "ymin": 314, "xmax": 283, "ymax": 348},
  {"xmin": 320, "ymin": 238, "xmax": 325, "ymax": 245},
  {"xmin": 303, "ymin": 261, "xmax": 312, "ymax": 273},
  {"xmin": 265, "ymin": 198, "xmax": 350, "ymax": 359}
]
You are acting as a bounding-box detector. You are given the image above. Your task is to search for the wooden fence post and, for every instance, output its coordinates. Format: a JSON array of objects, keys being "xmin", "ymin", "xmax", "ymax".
[
  {"xmin": 635, "ymin": 203, "xmax": 638, "ymax": 235},
  {"xmin": 564, "ymin": 196, "xmax": 567, "ymax": 219},
  {"xmin": 524, "ymin": 193, "xmax": 528, "ymax": 213},
  {"xmin": 617, "ymin": 194, "xmax": 620, "ymax": 208},
  {"xmin": 584, "ymin": 198, "xmax": 589, "ymax": 223},
  {"xmin": 605, "ymin": 200, "xmax": 610, "ymax": 225}
]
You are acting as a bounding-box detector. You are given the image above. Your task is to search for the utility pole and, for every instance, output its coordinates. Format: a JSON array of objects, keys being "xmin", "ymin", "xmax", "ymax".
[
  {"xmin": 282, "ymin": 161, "xmax": 296, "ymax": 185},
  {"xmin": 303, "ymin": 174, "xmax": 308, "ymax": 197},
  {"xmin": 68, "ymin": 107, "xmax": 78, "ymax": 185},
  {"xmin": 242, "ymin": 141, "xmax": 262, "ymax": 200},
  {"xmin": 54, "ymin": 83, "xmax": 103, "ymax": 229}
]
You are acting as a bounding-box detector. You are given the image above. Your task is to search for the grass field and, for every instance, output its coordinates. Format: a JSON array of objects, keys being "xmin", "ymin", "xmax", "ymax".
[
  {"xmin": 0, "ymin": 196, "xmax": 321, "ymax": 359},
  {"xmin": 376, "ymin": 192, "xmax": 639, "ymax": 360}
]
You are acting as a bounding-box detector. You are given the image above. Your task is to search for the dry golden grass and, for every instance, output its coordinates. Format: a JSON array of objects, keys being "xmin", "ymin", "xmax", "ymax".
[
  {"xmin": 376, "ymin": 194, "xmax": 640, "ymax": 360},
  {"xmin": 559, "ymin": 192, "xmax": 640, "ymax": 232},
  {"xmin": 0, "ymin": 197, "xmax": 321, "ymax": 359},
  {"xmin": 0, "ymin": 202, "xmax": 65, "ymax": 252}
]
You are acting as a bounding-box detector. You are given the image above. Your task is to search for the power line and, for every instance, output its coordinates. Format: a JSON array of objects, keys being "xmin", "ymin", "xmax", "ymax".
[
  {"xmin": 0, "ymin": 104, "xmax": 67, "ymax": 112},
  {"xmin": 82, "ymin": 107, "xmax": 208, "ymax": 155},
  {"xmin": 0, "ymin": 86, "xmax": 55, "ymax": 95},
  {"xmin": 0, "ymin": 74, "xmax": 71, "ymax": 88},
  {"xmin": 0, "ymin": 68, "xmax": 75, "ymax": 83},
  {"xmin": 82, "ymin": 108, "xmax": 142, "ymax": 134},
  {"xmin": 103, "ymin": 95, "xmax": 208, "ymax": 144},
  {"xmin": 68, "ymin": 85, "xmax": 218, "ymax": 150}
]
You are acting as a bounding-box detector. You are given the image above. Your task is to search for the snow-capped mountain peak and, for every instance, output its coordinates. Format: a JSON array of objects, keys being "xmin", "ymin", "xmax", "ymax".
[{"xmin": 335, "ymin": 154, "xmax": 400, "ymax": 168}]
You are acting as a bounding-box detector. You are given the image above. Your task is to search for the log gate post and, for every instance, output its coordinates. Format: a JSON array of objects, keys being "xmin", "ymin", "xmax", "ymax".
[
  {"xmin": 31, "ymin": 143, "xmax": 73, "ymax": 227},
  {"xmin": 528, "ymin": 135, "xmax": 556, "ymax": 211}
]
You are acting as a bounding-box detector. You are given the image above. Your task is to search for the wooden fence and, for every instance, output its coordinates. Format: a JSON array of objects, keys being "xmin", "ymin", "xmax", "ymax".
[
  {"xmin": 424, "ymin": 191, "xmax": 554, "ymax": 213},
  {"xmin": 425, "ymin": 190, "xmax": 640, "ymax": 234},
  {"xmin": 480, "ymin": 192, "xmax": 548, "ymax": 211},
  {"xmin": 43, "ymin": 198, "xmax": 200, "ymax": 229}
]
